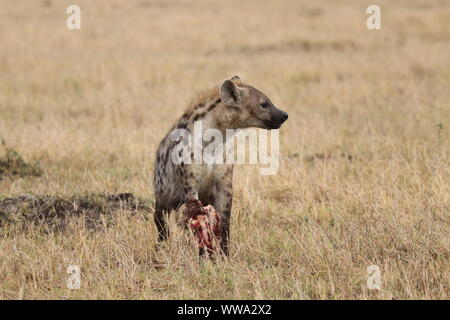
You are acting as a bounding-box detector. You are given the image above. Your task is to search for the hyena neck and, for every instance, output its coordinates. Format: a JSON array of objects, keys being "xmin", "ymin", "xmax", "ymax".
[
  {"xmin": 178, "ymin": 96, "xmax": 238, "ymax": 134},
  {"xmin": 204, "ymin": 104, "xmax": 239, "ymax": 134}
]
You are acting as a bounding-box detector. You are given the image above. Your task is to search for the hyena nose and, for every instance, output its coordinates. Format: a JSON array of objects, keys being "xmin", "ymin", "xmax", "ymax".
[{"xmin": 281, "ymin": 111, "xmax": 289, "ymax": 121}]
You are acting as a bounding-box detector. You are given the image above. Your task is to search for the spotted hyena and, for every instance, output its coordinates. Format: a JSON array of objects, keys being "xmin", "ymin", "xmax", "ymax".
[{"xmin": 153, "ymin": 75, "xmax": 288, "ymax": 255}]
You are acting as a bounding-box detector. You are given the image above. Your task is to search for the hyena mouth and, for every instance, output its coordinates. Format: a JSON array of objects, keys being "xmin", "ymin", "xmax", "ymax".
[{"xmin": 263, "ymin": 120, "xmax": 282, "ymax": 130}]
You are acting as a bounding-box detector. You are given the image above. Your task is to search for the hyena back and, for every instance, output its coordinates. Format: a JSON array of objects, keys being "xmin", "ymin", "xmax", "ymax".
[{"xmin": 153, "ymin": 75, "xmax": 288, "ymax": 255}]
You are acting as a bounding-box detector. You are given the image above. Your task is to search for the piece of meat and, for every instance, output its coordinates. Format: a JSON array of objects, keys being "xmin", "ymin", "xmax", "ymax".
[{"xmin": 183, "ymin": 199, "xmax": 221, "ymax": 256}]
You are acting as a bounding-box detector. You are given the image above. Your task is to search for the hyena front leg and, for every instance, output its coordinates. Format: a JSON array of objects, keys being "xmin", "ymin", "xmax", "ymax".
[
  {"xmin": 213, "ymin": 188, "xmax": 233, "ymax": 256},
  {"xmin": 154, "ymin": 202, "xmax": 169, "ymax": 242},
  {"xmin": 212, "ymin": 171, "xmax": 233, "ymax": 256}
]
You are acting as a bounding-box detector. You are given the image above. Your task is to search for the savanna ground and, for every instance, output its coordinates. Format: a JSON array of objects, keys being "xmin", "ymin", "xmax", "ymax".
[{"xmin": 0, "ymin": 0, "xmax": 449, "ymax": 300}]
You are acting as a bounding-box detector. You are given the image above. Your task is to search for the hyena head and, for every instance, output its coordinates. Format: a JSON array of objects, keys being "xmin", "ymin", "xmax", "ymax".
[{"xmin": 219, "ymin": 75, "xmax": 289, "ymax": 130}]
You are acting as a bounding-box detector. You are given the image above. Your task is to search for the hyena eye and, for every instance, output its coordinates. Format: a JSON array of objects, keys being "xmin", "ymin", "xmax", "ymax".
[{"xmin": 260, "ymin": 102, "xmax": 269, "ymax": 109}]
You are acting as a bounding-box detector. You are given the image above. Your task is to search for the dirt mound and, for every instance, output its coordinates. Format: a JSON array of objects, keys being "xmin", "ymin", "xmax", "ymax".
[{"xmin": 0, "ymin": 193, "xmax": 151, "ymax": 232}]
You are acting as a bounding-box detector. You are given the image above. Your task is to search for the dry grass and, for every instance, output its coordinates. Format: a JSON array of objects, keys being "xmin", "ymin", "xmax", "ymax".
[{"xmin": 0, "ymin": 0, "xmax": 449, "ymax": 299}]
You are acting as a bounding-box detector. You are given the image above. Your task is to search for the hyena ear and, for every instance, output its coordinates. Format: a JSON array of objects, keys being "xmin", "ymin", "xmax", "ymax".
[
  {"xmin": 220, "ymin": 79, "xmax": 244, "ymax": 107},
  {"xmin": 230, "ymin": 75, "xmax": 242, "ymax": 84}
]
